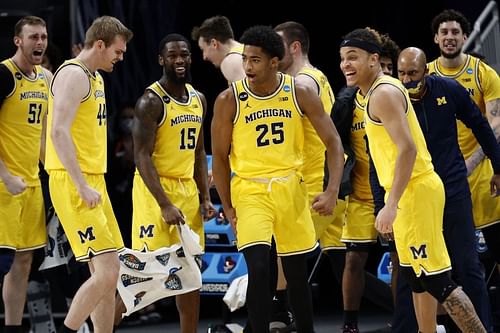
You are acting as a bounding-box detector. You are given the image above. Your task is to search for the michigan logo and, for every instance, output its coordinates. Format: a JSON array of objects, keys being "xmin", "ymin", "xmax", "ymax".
[
  {"xmin": 436, "ymin": 96, "xmax": 447, "ymax": 106},
  {"xmin": 139, "ymin": 225, "xmax": 154, "ymax": 238},
  {"xmin": 119, "ymin": 253, "xmax": 147, "ymax": 271},
  {"xmin": 410, "ymin": 244, "xmax": 428, "ymax": 259},
  {"xmin": 77, "ymin": 227, "xmax": 96, "ymax": 244},
  {"xmin": 121, "ymin": 274, "xmax": 153, "ymax": 287}
]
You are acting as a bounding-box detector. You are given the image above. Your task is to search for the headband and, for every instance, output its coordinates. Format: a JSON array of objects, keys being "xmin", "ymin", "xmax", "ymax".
[{"xmin": 340, "ymin": 39, "xmax": 381, "ymax": 54}]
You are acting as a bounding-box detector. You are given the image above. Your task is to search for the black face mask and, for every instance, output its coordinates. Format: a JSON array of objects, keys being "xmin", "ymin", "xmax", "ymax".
[{"xmin": 119, "ymin": 118, "xmax": 133, "ymax": 135}]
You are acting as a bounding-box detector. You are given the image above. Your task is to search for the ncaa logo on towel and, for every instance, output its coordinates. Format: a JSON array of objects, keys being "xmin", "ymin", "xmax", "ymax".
[{"xmin": 119, "ymin": 253, "xmax": 147, "ymax": 271}]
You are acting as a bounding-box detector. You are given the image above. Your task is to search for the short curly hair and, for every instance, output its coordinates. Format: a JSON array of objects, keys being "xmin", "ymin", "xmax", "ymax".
[
  {"xmin": 240, "ymin": 25, "xmax": 284, "ymax": 60},
  {"xmin": 431, "ymin": 9, "xmax": 471, "ymax": 36}
]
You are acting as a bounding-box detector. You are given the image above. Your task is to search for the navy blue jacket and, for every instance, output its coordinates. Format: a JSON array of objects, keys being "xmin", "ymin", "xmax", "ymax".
[
  {"xmin": 413, "ymin": 75, "xmax": 500, "ymax": 202},
  {"xmin": 370, "ymin": 75, "xmax": 500, "ymax": 208}
]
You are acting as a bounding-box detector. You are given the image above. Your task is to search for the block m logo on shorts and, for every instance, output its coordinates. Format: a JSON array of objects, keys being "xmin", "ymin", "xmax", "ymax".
[
  {"xmin": 78, "ymin": 227, "xmax": 96, "ymax": 244},
  {"xmin": 410, "ymin": 244, "xmax": 428, "ymax": 259},
  {"xmin": 140, "ymin": 225, "xmax": 154, "ymax": 238}
]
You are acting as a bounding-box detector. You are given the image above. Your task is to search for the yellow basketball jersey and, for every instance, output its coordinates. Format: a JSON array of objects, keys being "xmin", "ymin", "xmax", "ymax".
[
  {"xmin": 228, "ymin": 44, "xmax": 244, "ymax": 56},
  {"xmin": 146, "ymin": 82, "xmax": 203, "ymax": 178},
  {"xmin": 230, "ymin": 73, "xmax": 304, "ymax": 178},
  {"xmin": 296, "ymin": 67, "xmax": 335, "ymax": 183},
  {"xmin": 45, "ymin": 59, "xmax": 107, "ymax": 174},
  {"xmin": 428, "ymin": 55, "xmax": 500, "ymax": 158},
  {"xmin": 350, "ymin": 90, "xmax": 372, "ymax": 200},
  {"xmin": 365, "ymin": 76, "xmax": 433, "ymax": 189},
  {"xmin": 0, "ymin": 59, "xmax": 48, "ymax": 186}
]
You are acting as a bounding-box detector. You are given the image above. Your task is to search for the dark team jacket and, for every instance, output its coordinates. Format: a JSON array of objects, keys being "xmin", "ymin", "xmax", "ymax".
[
  {"xmin": 370, "ymin": 75, "xmax": 500, "ymax": 211},
  {"xmin": 326, "ymin": 86, "xmax": 357, "ymax": 199}
]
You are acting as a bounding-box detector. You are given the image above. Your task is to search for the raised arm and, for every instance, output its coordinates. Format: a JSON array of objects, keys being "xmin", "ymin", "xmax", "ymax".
[
  {"xmin": 295, "ymin": 82, "xmax": 344, "ymax": 215},
  {"xmin": 369, "ymin": 85, "xmax": 416, "ymax": 232},
  {"xmin": 51, "ymin": 65, "xmax": 100, "ymax": 208},
  {"xmin": 193, "ymin": 91, "xmax": 216, "ymax": 220},
  {"xmin": 211, "ymin": 87, "xmax": 237, "ymax": 227}
]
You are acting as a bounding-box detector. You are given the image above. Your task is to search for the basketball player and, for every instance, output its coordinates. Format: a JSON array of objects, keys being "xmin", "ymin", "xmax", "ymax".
[
  {"xmin": 340, "ymin": 27, "xmax": 485, "ymax": 333},
  {"xmin": 0, "ymin": 16, "xmax": 51, "ymax": 333},
  {"xmin": 429, "ymin": 9, "xmax": 500, "ymax": 272},
  {"xmin": 274, "ymin": 20, "xmax": 345, "ymax": 331},
  {"xmin": 191, "ymin": 15, "xmax": 245, "ymax": 83},
  {"xmin": 333, "ymin": 30, "xmax": 399, "ymax": 332},
  {"xmin": 45, "ymin": 16, "xmax": 132, "ymax": 333},
  {"xmin": 130, "ymin": 33, "xmax": 214, "ymax": 333},
  {"xmin": 391, "ymin": 46, "xmax": 500, "ymax": 332},
  {"xmin": 211, "ymin": 25, "xmax": 344, "ymax": 333}
]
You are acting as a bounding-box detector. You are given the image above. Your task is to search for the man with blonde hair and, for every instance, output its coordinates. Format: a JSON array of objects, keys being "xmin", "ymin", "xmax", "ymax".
[{"xmin": 45, "ymin": 16, "xmax": 132, "ymax": 333}]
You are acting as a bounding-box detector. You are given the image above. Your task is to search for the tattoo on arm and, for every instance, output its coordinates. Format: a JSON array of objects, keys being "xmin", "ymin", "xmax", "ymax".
[{"xmin": 488, "ymin": 99, "xmax": 500, "ymax": 141}]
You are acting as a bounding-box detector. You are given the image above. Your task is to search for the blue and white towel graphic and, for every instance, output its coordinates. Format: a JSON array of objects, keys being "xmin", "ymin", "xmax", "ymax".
[{"xmin": 117, "ymin": 224, "xmax": 203, "ymax": 316}]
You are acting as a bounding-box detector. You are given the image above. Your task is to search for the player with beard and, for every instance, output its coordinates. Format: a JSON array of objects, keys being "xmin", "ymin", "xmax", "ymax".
[
  {"xmin": 428, "ymin": 9, "xmax": 500, "ymax": 272},
  {"xmin": 0, "ymin": 16, "xmax": 52, "ymax": 333},
  {"xmin": 129, "ymin": 33, "xmax": 215, "ymax": 333}
]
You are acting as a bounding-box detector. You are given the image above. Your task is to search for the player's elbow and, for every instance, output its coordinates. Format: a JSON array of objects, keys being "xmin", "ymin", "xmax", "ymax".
[
  {"xmin": 50, "ymin": 123, "xmax": 68, "ymax": 145},
  {"xmin": 402, "ymin": 141, "xmax": 417, "ymax": 161}
]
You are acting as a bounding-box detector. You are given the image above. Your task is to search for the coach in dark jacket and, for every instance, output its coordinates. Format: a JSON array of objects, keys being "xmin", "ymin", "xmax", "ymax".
[{"xmin": 386, "ymin": 47, "xmax": 500, "ymax": 333}]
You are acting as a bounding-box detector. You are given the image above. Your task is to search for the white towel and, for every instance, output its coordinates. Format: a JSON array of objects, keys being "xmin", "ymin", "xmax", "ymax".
[
  {"xmin": 222, "ymin": 274, "xmax": 248, "ymax": 312},
  {"xmin": 117, "ymin": 224, "xmax": 202, "ymax": 317},
  {"xmin": 39, "ymin": 211, "xmax": 74, "ymax": 270}
]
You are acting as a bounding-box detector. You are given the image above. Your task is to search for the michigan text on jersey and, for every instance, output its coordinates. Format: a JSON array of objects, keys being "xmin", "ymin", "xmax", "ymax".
[{"xmin": 244, "ymin": 108, "xmax": 292, "ymax": 123}]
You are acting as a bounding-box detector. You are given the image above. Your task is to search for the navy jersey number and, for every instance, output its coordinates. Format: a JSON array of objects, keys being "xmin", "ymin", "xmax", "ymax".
[
  {"xmin": 28, "ymin": 103, "xmax": 42, "ymax": 124},
  {"xmin": 97, "ymin": 103, "xmax": 106, "ymax": 126},
  {"xmin": 180, "ymin": 127, "xmax": 197, "ymax": 149},
  {"xmin": 256, "ymin": 122, "xmax": 284, "ymax": 147}
]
